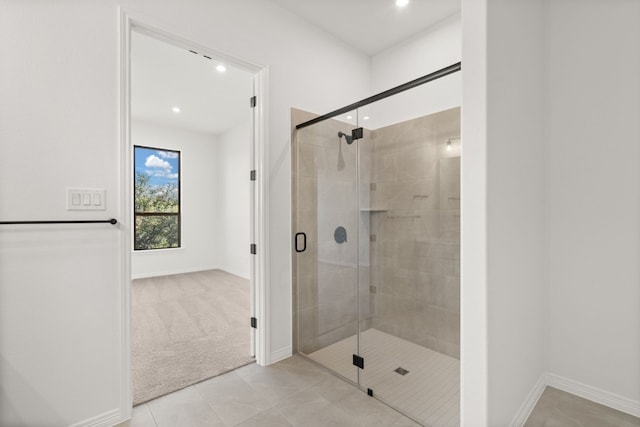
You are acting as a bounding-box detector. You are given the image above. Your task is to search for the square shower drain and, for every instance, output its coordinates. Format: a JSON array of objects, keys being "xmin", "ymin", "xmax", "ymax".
[{"xmin": 394, "ymin": 367, "xmax": 410, "ymax": 376}]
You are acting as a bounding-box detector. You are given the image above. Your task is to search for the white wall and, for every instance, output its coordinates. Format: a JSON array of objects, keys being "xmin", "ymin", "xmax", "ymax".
[
  {"xmin": 485, "ymin": 1, "xmax": 545, "ymax": 425},
  {"xmin": 131, "ymin": 121, "xmax": 219, "ymax": 279},
  {"xmin": 462, "ymin": 1, "xmax": 640, "ymax": 425},
  {"xmin": 0, "ymin": 2, "xmax": 123, "ymax": 426},
  {"xmin": 131, "ymin": 119, "xmax": 252, "ymax": 281},
  {"xmin": 217, "ymin": 120, "xmax": 251, "ymax": 279},
  {"xmin": 544, "ymin": 0, "xmax": 640, "ymax": 406},
  {"xmin": 369, "ymin": 13, "xmax": 461, "ymax": 129},
  {"xmin": 0, "ymin": 1, "xmax": 370, "ymax": 425},
  {"xmin": 460, "ymin": 0, "xmax": 488, "ymax": 424},
  {"xmin": 372, "ymin": 13, "xmax": 461, "ymax": 93},
  {"xmin": 462, "ymin": 0, "xmax": 546, "ymax": 425}
]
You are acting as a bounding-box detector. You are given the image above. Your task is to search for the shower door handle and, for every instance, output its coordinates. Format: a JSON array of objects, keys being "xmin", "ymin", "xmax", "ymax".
[{"xmin": 295, "ymin": 232, "xmax": 307, "ymax": 253}]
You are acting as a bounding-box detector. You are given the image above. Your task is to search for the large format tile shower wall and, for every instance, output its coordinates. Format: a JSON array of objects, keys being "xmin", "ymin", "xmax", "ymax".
[
  {"xmin": 369, "ymin": 107, "xmax": 460, "ymax": 358},
  {"xmin": 294, "ymin": 107, "xmax": 460, "ymax": 359}
]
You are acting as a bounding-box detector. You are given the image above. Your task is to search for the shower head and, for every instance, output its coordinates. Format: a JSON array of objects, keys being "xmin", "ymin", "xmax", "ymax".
[{"xmin": 338, "ymin": 131, "xmax": 354, "ymax": 145}]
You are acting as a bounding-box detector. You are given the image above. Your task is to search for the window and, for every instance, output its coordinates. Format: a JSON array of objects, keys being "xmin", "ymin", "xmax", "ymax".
[{"xmin": 134, "ymin": 146, "xmax": 181, "ymax": 250}]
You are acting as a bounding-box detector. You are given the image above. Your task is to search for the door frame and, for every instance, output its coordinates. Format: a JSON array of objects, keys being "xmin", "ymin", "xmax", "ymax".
[{"xmin": 118, "ymin": 8, "xmax": 269, "ymax": 414}]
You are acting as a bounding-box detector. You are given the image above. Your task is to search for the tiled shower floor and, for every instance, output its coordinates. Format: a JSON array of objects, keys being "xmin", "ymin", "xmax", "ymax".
[{"xmin": 305, "ymin": 329, "xmax": 460, "ymax": 426}]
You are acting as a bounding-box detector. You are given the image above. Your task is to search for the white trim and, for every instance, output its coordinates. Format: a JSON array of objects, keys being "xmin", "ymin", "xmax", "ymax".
[
  {"xmin": 118, "ymin": 9, "xmax": 270, "ymax": 426},
  {"xmin": 546, "ymin": 373, "xmax": 640, "ymax": 418},
  {"xmin": 117, "ymin": 7, "xmax": 133, "ymax": 424},
  {"xmin": 510, "ymin": 372, "xmax": 640, "ymax": 426},
  {"xmin": 460, "ymin": 0, "xmax": 488, "ymax": 424},
  {"xmin": 131, "ymin": 265, "xmax": 222, "ymax": 280},
  {"xmin": 509, "ymin": 374, "xmax": 547, "ymax": 427},
  {"xmin": 69, "ymin": 408, "xmax": 121, "ymax": 427},
  {"xmin": 249, "ymin": 77, "xmax": 257, "ymax": 359},
  {"xmin": 217, "ymin": 266, "xmax": 251, "ymax": 281},
  {"xmin": 124, "ymin": 10, "xmax": 260, "ymax": 75},
  {"xmin": 253, "ymin": 67, "xmax": 270, "ymax": 366},
  {"xmin": 270, "ymin": 346, "xmax": 293, "ymax": 364}
]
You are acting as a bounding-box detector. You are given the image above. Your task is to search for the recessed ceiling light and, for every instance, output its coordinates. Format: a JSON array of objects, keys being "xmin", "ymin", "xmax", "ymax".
[
  {"xmin": 363, "ymin": 116, "xmax": 370, "ymax": 121},
  {"xmin": 172, "ymin": 107, "xmax": 181, "ymax": 113},
  {"xmin": 216, "ymin": 64, "xmax": 227, "ymax": 73},
  {"xmin": 347, "ymin": 115, "xmax": 353, "ymax": 120},
  {"xmin": 395, "ymin": 0, "xmax": 409, "ymax": 7}
]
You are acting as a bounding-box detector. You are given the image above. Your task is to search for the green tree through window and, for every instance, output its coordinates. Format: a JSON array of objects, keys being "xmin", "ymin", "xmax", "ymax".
[{"xmin": 134, "ymin": 146, "xmax": 180, "ymax": 250}]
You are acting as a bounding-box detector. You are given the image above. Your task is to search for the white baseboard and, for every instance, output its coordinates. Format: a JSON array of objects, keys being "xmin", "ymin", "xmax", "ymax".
[
  {"xmin": 270, "ymin": 346, "xmax": 292, "ymax": 364},
  {"xmin": 546, "ymin": 373, "xmax": 640, "ymax": 418},
  {"xmin": 217, "ymin": 265, "xmax": 250, "ymax": 280},
  {"xmin": 511, "ymin": 372, "xmax": 640, "ymax": 426},
  {"xmin": 69, "ymin": 408, "xmax": 121, "ymax": 427},
  {"xmin": 131, "ymin": 265, "xmax": 220, "ymax": 280},
  {"xmin": 510, "ymin": 374, "xmax": 547, "ymax": 427}
]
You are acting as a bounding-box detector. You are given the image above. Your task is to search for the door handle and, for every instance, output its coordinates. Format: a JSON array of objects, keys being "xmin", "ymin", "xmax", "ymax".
[{"xmin": 295, "ymin": 232, "xmax": 307, "ymax": 253}]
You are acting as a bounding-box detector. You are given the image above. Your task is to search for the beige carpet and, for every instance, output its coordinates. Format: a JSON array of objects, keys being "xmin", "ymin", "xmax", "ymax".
[{"xmin": 132, "ymin": 269, "xmax": 254, "ymax": 405}]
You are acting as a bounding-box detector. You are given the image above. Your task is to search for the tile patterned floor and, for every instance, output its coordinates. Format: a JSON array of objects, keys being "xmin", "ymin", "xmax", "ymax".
[
  {"xmin": 524, "ymin": 386, "xmax": 640, "ymax": 427},
  {"xmin": 306, "ymin": 329, "xmax": 459, "ymax": 426},
  {"xmin": 121, "ymin": 355, "xmax": 640, "ymax": 427},
  {"xmin": 121, "ymin": 355, "xmax": 421, "ymax": 427}
]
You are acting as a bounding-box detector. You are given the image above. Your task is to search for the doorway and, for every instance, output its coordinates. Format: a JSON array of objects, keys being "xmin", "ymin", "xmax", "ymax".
[{"xmin": 122, "ymin": 22, "xmax": 267, "ymax": 406}]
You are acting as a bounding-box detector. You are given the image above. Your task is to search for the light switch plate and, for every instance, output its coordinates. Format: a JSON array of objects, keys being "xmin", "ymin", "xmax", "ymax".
[{"xmin": 67, "ymin": 188, "xmax": 106, "ymax": 211}]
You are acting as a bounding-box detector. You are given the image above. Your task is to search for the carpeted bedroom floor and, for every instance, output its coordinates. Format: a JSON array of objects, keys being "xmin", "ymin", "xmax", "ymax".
[{"xmin": 131, "ymin": 269, "xmax": 254, "ymax": 405}]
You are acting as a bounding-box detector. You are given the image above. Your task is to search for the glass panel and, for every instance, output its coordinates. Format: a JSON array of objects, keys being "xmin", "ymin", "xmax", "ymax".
[
  {"xmin": 134, "ymin": 214, "xmax": 180, "ymax": 250},
  {"xmin": 134, "ymin": 146, "xmax": 181, "ymax": 250},
  {"xmin": 294, "ymin": 110, "xmax": 360, "ymax": 384},
  {"xmin": 357, "ymin": 83, "xmax": 461, "ymax": 425}
]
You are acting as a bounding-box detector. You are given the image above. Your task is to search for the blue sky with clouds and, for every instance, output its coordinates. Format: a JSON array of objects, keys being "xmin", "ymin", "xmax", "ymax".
[{"xmin": 134, "ymin": 147, "xmax": 179, "ymax": 187}]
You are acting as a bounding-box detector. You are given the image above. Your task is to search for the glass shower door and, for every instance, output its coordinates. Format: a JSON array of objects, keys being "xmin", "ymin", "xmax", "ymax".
[
  {"xmin": 357, "ymin": 87, "xmax": 461, "ymax": 426},
  {"xmin": 294, "ymin": 110, "xmax": 361, "ymax": 384}
]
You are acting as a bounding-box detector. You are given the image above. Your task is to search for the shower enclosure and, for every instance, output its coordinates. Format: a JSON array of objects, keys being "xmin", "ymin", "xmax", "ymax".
[{"xmin": 292, "ymin": 64, "xmax": 461, "ymax": 426}]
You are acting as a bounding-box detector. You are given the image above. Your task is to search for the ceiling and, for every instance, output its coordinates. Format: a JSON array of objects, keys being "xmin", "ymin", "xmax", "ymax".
[
  {"xmin": 271, "ymin": 0, "xmax": 461, "ymax": 56},
  {"xmin": 131, "ymin": 0, "xmax": 460, "ymax": 135},
  {"xmin": 131, "ymin": 31, "xmax": 254, "ymax": 135}
]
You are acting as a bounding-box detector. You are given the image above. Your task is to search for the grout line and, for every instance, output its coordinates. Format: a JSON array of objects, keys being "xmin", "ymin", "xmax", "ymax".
[
  {"xmin": 144, "ymin": 403, "xmax": 160, "ymax": 427},
  {"xmin": 306, "ymin": 329, "xmax": 459, "ymax": 426}
]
